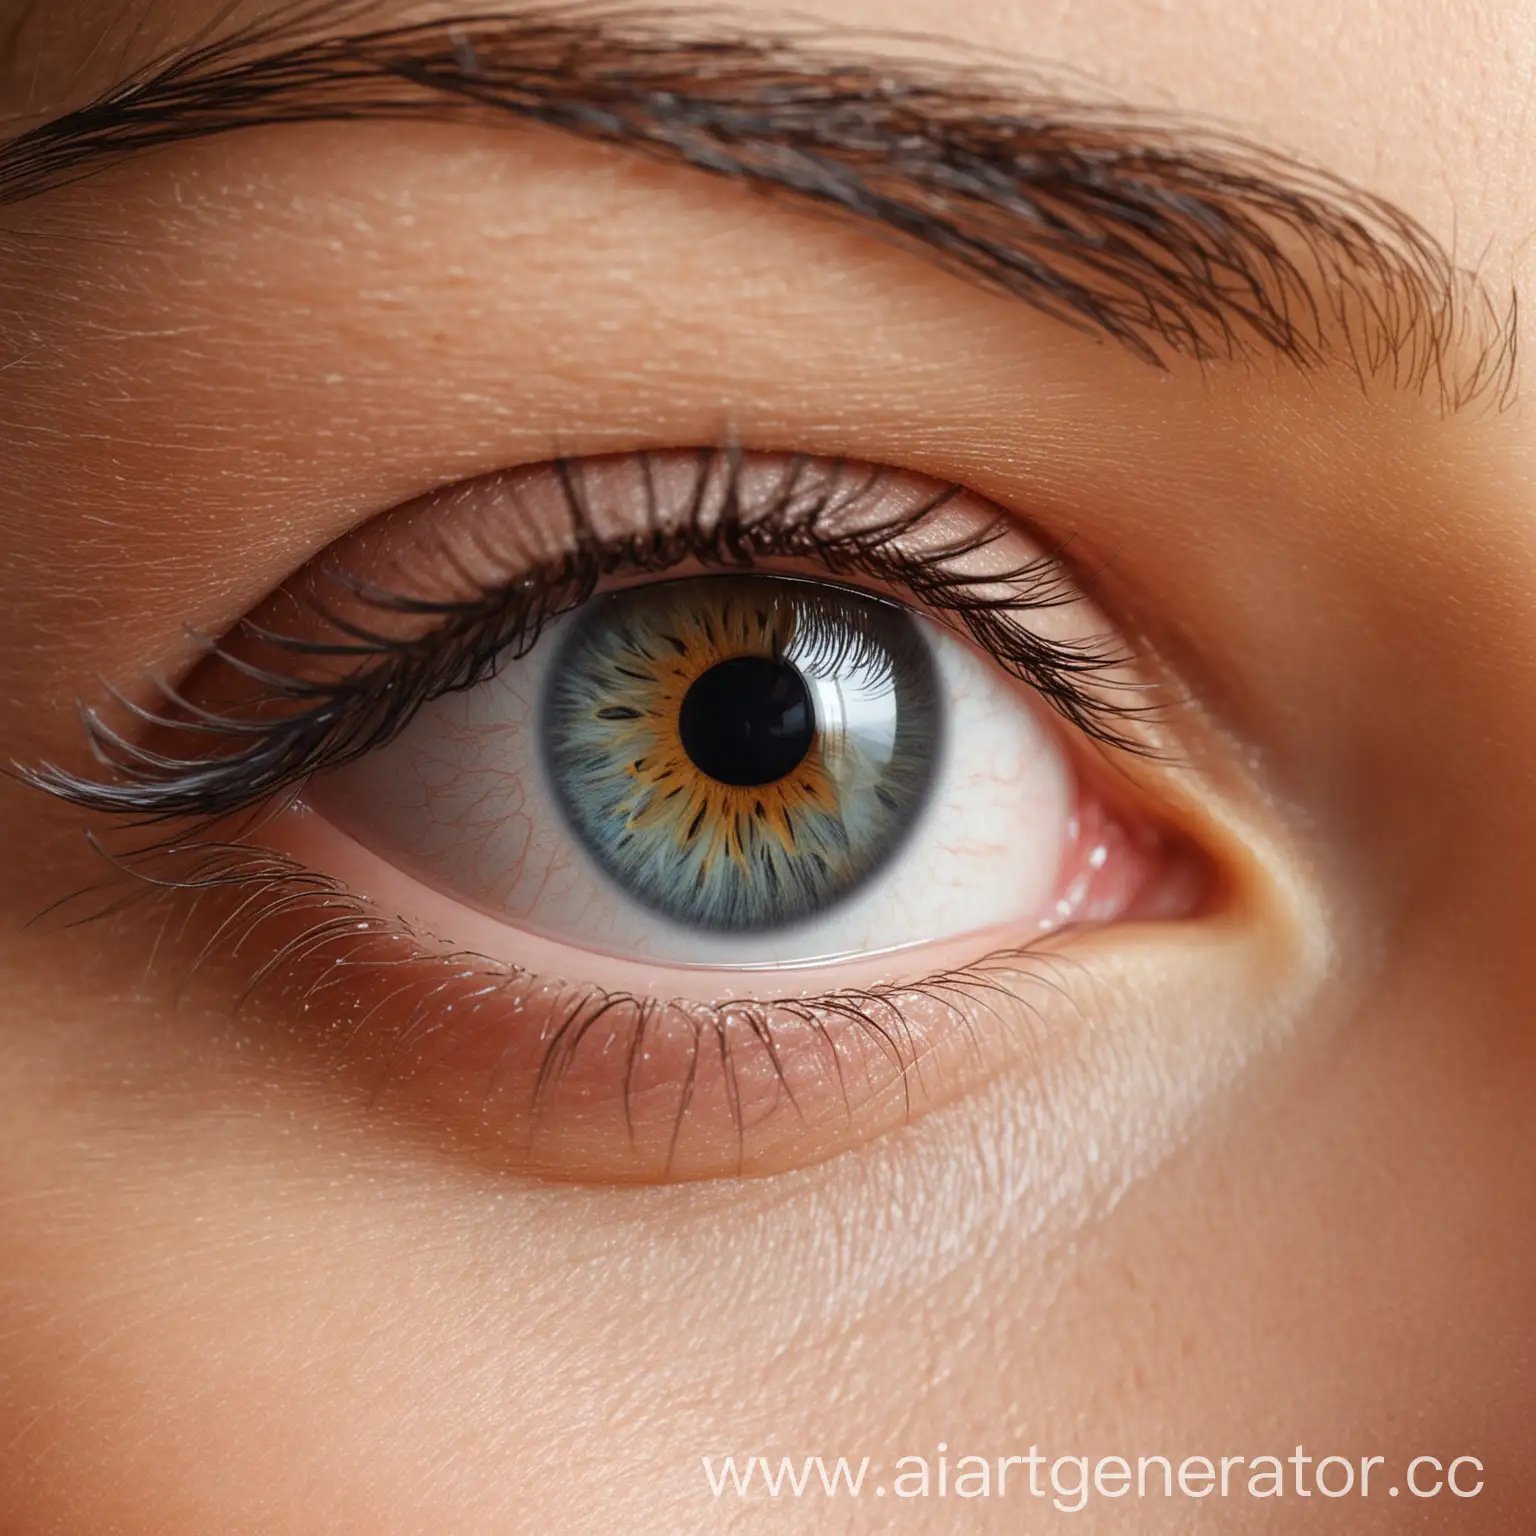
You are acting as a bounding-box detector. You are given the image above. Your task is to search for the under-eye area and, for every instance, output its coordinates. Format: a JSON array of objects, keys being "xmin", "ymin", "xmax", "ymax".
[{"xmin": 22, "ymin": 448, "xmax": 1215, "ymax": 1180}]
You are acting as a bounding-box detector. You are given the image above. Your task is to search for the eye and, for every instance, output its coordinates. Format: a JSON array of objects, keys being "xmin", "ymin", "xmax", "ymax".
[
  {"xmin": 314, "ymin": 568, "xmax": 1069, "ymax": 964},
  {"xmin": 25, "ymin": 448, "xmax": 1208, "ymax": 1181}
]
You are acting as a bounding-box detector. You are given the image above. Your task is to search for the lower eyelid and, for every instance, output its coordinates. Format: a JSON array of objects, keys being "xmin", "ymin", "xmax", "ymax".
[
  {"xmin": 170, "ymin": 832, "xmax": 1057, "ymax": 1182},
  {"xmin": 27, "ymin": 669, "xmax": 1207, "ymax": 1182},
  {"xmin": 264, "ymin": 801, "xmax": 1093, "ymax": 997},
  {"xmin": 147, "ymin": 765, "xmax": 1194, "ymax": 1183}
]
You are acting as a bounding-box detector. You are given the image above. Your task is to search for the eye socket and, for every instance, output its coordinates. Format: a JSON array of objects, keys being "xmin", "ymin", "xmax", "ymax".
[{"xmin": 23, "ymin": 448, "xmax": 1211, "ymax": 1182}]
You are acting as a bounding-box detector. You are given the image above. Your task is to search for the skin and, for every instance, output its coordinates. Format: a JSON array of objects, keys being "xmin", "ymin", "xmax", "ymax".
[{"xmin": 1, "ymin": 0, "xmax": 1534, "ymax": 1531}]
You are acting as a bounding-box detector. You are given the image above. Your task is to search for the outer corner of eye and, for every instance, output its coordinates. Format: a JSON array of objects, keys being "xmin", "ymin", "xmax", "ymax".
[{"xmin": 140, "ymin": 449, "xmax": 1242, "ymax": 1183}]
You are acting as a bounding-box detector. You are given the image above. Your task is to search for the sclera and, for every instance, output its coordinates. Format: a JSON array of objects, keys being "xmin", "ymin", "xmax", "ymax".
[{"xmin": 308, "ymin": 590, "xmax": 1072, "ymax": 967}]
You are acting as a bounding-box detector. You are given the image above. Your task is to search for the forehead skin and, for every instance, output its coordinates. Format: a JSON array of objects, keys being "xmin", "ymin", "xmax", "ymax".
[{"xmin": 1, "ymin": 2, "xmax": 1535, "ymax": 1535}]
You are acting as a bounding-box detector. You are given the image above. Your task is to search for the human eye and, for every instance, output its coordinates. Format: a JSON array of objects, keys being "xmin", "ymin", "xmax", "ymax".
[{"xmin": 22, "ymin": 446, "xmax": 1206, "ymax": 1181}]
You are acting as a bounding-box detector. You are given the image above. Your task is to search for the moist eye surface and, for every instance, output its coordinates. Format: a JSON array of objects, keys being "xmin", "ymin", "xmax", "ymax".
[{"xmin": 542, "ymin": 573, "xmax": 943, "ymax": 932}]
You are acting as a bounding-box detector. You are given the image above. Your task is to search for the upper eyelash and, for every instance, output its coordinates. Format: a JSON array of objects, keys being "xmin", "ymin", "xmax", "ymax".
[{"xmin": 15, "ymin": 448, "xmax": 1145, "ymax": 825}]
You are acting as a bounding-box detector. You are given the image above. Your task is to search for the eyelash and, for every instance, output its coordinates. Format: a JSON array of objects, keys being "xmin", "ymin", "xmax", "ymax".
[
  {"xmin": 19, "ymin": 447, "xmax": 1143, "ymax": 829},
  {"xmin": 12, "ymin": 446, "xmax": 1185, "ymax": 1175}
]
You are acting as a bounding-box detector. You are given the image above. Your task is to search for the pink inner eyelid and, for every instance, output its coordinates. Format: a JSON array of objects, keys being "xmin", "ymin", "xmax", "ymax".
[{"xmin": 261, "ymin": 771, "xmax": 1166, "ymax": 1005}]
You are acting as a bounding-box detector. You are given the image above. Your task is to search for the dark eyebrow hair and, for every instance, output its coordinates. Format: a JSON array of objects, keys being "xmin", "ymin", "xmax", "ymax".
[{"xmin": 0, "ymin": 3, "xmax": 1516, "ymax": 407}]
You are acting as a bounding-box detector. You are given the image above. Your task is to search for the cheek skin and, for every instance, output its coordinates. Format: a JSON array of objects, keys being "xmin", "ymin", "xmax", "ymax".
[
  {"xmin": 0, "ymin": 835, "xmax": 1326, "ymax": 1532},
  {"xmin": 0, "ymin": 847, "xmax": 1320, "ymax": 1535}
]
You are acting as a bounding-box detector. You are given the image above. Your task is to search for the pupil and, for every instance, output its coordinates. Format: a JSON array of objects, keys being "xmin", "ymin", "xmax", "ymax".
[{"xmin": 677, "ymin": 656, "xmax": 815, "ymax": 787}]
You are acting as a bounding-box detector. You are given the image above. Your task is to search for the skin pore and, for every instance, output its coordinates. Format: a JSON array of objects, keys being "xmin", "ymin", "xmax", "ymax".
[{"xmin": 2, "ymin": 0, "xmax": 1535, "ymax": 1531}]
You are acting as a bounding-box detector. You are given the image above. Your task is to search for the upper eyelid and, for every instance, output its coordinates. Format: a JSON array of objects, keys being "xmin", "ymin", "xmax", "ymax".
[
  {"xmin": 12, "ymin": 448, "xmax": 1149, "ymax": 825},
  {"xmin": 0, "ymin": 7, "xmax": 1513, "ymax": 411}
]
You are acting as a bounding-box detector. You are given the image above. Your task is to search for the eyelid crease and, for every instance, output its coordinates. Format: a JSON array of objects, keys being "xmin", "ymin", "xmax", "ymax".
[
  {"xmin": 13, "ymin": 448, "xmax": 1149, "ymax": 829},
  {"xmin": 0, "ymin": 2, "xmax": 1515, "ymax": 408}
]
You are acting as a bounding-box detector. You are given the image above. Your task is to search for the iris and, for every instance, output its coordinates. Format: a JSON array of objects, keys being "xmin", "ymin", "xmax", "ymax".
[{"xmin": 542, "ymin": 574, "xmax": 942, "ymax": 932}]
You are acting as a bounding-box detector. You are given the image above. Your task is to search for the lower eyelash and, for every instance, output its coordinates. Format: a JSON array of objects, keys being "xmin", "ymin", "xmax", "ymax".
[{"xmin": 44, "ymin": 829, "xmax": 1079, "ymax": 1178}]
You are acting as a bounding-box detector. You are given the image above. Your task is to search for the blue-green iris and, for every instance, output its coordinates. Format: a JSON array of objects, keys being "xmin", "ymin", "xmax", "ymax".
[{"xmin": 542, "ymin": 574, "xmax": 942, "ymax": 933}]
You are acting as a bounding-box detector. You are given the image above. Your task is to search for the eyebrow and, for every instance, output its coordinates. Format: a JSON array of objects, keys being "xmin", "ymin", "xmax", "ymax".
[{"xmin": 0, "ymin": 3, "xmax": 1516, "ymax": 407}]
